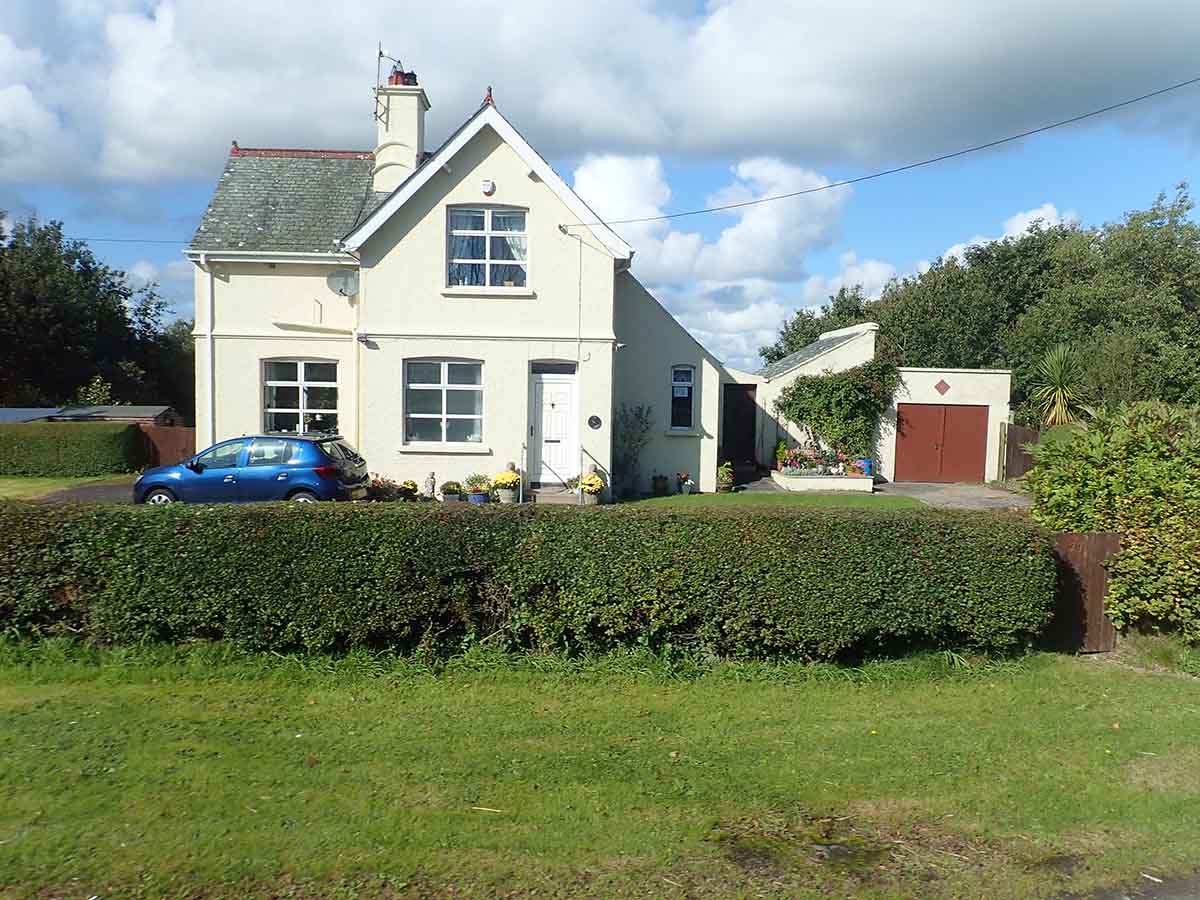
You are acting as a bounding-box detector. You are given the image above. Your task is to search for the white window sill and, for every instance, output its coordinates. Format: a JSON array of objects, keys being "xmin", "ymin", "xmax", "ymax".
[
  {"xmin": 442, "ymin": 286, "xmax": 536, "ymax": 299},
  {"xmin": 664, "ymin": 429, "xmax": 700, "ymax": 437},
  {"xmin": 397, "ymin": 443, "xmax": 493, "ymax": 455}
]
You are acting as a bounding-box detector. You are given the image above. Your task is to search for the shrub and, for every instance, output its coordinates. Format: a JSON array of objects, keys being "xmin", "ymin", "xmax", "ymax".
[
  {"xmin": 0, "ymin": 422, "xmax": 145, "ymax": 476},
  {"xmin": 1027, "ymin": 402, "xmax": 1200, "ymax": 640},
  {"xmin": 0, "ymin": 502, "xmax": 1056, "ymax": 660},
  {"xmin": 774, "ymin": 358, "xmax": 900, "ymax": 458}
]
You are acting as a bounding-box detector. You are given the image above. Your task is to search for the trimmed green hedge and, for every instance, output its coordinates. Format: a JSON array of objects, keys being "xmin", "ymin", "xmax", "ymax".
[
  {"xmin": 0, "ymin": 423, "xmax": 145, "ymax": 476},
  {"xmin": 0, "ymin": 503, "xmax": 1056, "ymax": 660}
]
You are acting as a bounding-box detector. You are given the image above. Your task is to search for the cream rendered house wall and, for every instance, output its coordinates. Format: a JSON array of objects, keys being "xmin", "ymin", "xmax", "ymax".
[
  {"xmin": 354, "ymin": 124, "xmax": 618, "ymax": 486},
  {"xmin": 613, "ymin": 273, "xmax": 724, "ymax": 494},
  {"xmin": 878, "ymin": 367, "xmax": 1012, "ymax": 483},
  {"xmin": 193, "ymin": 261, "xmax": 358, "ymax": 446},
  {"xmin": 753, "ymin": 325, "xmax": 877, "ymax": 467}
]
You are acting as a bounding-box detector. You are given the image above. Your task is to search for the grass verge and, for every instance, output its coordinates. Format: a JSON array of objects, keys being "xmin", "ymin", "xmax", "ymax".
[
  {"xmin": 634, "ymin": 490, "xmax": 922, "ymax": 509},
  {"xmin": 0, "ymin": 642, "xmax": 1195, "ymax": 899}
]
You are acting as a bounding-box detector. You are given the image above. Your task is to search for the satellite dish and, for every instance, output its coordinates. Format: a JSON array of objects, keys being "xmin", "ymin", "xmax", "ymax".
[{"xmin": 326, "ymin": 269, "xmax": 359, "ymax": 297}]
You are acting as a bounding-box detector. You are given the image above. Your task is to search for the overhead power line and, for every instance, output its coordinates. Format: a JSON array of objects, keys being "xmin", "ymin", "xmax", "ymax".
[
  {"xmin": 572, "ymin": 73, "xmax": 1200, "ymax": 228},
  {"xmin": 56, "ymin": 72, "xmax": 1200, "ymax": 245}
]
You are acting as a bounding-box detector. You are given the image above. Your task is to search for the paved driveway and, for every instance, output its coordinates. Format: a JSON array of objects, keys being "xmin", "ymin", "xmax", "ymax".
[
  {"xmin": 876, "ymin": 481, "xmax": 1030, "ymax": 510},
  {"xmin": 41, "ymin": 477, "xmax": 136, "ymax": 504}
]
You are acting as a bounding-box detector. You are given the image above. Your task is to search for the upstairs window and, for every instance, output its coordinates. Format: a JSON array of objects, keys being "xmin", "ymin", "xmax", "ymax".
[
  {"xmin": 405, "ymin": 360, "xmax": 484, "ymax": 443},
  {"xmin": 448, "ymin": 207, "xmax": 528, "ymax": 288},
  {"xmin": 263, "ymin": 360, "xmax": 338, "ymax": 434},
  {"xmin": 670, "ymin": 366, "xmax": 695, "ymax": 430}
]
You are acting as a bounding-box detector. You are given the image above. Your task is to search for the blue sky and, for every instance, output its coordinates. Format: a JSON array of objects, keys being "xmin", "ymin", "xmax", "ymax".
[{"xmin": 2, "ymin": 1, "xmax": 1198, "ymax": 369}]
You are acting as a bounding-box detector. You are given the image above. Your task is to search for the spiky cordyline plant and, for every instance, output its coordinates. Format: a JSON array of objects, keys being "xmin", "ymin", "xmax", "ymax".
[{"xmin": 1031, "ymin": 343, "xmax": 1087, "ymax": 427}]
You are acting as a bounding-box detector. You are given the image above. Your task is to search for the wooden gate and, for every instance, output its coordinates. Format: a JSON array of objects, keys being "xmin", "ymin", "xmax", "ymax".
[
  {"xmin": 1053, "ymin": 532, "xmax": 1120, "ymax": 653},
  {"xmin": 138, "ymin": 425, "xmax": 196, "ymax": 467},
  {"xmin": 1003, "ymin": 423, "xmax": 1041, "ymax": 479}
]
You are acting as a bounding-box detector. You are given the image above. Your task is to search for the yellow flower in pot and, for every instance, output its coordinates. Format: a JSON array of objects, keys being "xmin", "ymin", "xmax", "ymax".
[
  {"xmin": 579, "ymin": 472, "xmax": 605, "ymax": 505},
  {"xmin": 493, "ymin": 469, "xmax": 522, "ymax": 504}
]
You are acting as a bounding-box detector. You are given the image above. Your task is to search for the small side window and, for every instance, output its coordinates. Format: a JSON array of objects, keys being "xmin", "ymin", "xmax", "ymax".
[{"xmin": 670, "ymin": 366, "xmax": 695, "ymax": 430}]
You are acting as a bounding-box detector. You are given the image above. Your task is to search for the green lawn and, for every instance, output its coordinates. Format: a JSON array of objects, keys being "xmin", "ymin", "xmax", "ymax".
[
  {"xmin": 1, "ymin": 643, "xmax": 1197, "ymax": 898},
  {"xmin": 0, "ymin": 474, "xmax": 133, "ymax": 500},
  {"xmin": 636, "ymin": 489, "xmax": 923, "ymax": 509}
]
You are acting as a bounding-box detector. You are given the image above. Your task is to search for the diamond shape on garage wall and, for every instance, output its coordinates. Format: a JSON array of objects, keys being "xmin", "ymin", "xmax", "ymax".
[{"xmin": 935, "ymin": 379, "xmax": 951, "ymax": 396}]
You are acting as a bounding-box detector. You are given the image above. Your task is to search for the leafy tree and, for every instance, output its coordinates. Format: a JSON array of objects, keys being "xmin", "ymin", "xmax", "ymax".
[
  {"xmin": 759, "ymin": 285, "xmax": 873, "ymax": 363},
  {"xmin": 0, "ymin": 215, "xmax": 193, "ymax": 417}
]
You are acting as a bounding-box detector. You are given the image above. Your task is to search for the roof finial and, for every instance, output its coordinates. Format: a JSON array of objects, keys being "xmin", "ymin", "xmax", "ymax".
[{"xmin": 483, "ymin": 85, "xmax": 494, "ymax": 107}]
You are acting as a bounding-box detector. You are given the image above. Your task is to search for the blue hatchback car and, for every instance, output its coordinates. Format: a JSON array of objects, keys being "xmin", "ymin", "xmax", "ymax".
[{"xmin": 133, "ymin": 435, "xmax": 369, "ymax": 504}]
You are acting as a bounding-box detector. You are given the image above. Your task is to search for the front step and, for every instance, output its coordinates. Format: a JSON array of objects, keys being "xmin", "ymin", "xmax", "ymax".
[{"xmin": 530, "ymin": 489, "xmax": 581, "ymax": 505}]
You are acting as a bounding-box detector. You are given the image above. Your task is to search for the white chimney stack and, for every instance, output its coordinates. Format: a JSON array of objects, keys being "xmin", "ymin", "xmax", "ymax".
[{"xmin": 373, "ymin": 68, "xmax": 430, "ymax": 193}]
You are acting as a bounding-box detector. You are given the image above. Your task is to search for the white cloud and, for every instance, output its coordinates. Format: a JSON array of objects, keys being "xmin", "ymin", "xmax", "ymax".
[
  {"xmin": 942, "ymin": 202, "xmax": 1079, "ymax": 263},
  {"xmin": 5, "ymin": 1, "xmax": 1200, "ymax": 184},
  {"xmin": 572, "ymin": 154, "xmax": 846, "ymax": 287},
  {"xmin": 125, "ymin": 257, "xmax": 194, "ymax": 317},
  {"xmin": 800, "ymin": 251, "xmax": 897, "ymax": 306}
]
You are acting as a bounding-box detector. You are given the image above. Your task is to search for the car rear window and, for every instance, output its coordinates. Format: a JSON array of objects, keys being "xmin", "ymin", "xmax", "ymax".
[{"xmin": 318, "ymin": 440, "xmax": 362, "ymax": 462}]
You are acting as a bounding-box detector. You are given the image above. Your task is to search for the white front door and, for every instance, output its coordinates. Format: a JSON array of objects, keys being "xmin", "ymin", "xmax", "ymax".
[{"xmin": 530, "ymin": 374, "xmax": 578, "ymax": 485}]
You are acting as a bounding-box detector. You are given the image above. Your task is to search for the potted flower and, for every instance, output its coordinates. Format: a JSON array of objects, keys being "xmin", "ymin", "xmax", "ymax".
[
  {"xmin": 651, "ymin": 473, "xmax": 669, "ymax": 496},
  {"xmin": 439, "ymin": 480, "xmax": 465, "ymax": 503},
  {"xmin": 398, "ymin": 479, "xmax": 419, "ymax": 500},
  {"xmin": 579, "ymin": 471, "xmax": 605, "ymax": 505},
  {"xmin": 493, "ymin": 469, "xmax": 521, "ymax": 503},
  {"xmin": 464, "ymin": 473, "xmax": 491, "ymax": 504},
  {"xmin": 675, "ymin": 471, "xmax": 694, "ymax": 495},
  {"xmin": 775, "ymin": 440, "xmax": 788, "ymax": 471},
  {"xmin": 716, "ymin": 461, "xmax": 734, "ymax": 493},
  {"xmin": 367, "ymin": 473, "xmax": 401, "ymax": 501}
]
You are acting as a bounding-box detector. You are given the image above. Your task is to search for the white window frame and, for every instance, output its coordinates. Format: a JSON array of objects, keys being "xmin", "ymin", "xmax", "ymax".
[
  {"xmin": 446, "ymin": 206, "xmax": 529, "ymax": 289},
  {"xmin": 670, "ymin": 365, "xmax": 695, "ymax": 431},
  {"xmin": 404, "ymin": 359, "xmax": 485, "ymax": 444},
  {"xmin": 262, "ymin": 358, "xmax": 339, "ymax": 435}
]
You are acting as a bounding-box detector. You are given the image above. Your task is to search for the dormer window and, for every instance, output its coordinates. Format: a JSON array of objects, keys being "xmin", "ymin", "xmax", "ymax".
[{"xmin": 448, "ymin": 207, "xmax": 528, "ymax": 288}]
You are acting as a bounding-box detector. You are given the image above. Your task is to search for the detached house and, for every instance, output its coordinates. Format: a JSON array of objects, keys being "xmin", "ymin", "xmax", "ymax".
[
  {"xmin": 187, "ymin": 71, "xmax": 1012, "ymax": 492},
  {"xmin": 187, "ymin": 72, "xmax": 739, "ymax": 494}
]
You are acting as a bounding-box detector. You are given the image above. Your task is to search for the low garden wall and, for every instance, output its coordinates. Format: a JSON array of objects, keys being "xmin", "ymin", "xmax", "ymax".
[
  {"xmin": 0, "ymin": 422, "xmax": 146, "ymax": 476},
  {"xmin": 0, "ymin": 502, "xmax": 1057, "ymax": 661},
  {"xmin": 770, "ymin": 471, "xmax": 873, "ymax": 493}
]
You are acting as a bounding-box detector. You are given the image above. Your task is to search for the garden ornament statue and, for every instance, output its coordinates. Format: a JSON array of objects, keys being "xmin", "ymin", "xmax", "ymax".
[{"xmin": 424, "ymin": 472, "xmax": 437, "ymax": 498}]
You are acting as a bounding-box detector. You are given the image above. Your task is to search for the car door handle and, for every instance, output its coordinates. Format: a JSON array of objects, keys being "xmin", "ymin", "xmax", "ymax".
[
  {"xmin": 276, "ymin": 472, "xmax": 288, "ymax": 480},
  {"xmin": 223, "ymin": 474, "xmax": 237, "ymax": 483}
]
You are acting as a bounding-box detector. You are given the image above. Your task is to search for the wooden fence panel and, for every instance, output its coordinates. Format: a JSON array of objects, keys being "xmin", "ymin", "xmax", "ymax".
[
  {"xmin": 137, "ymin": 425, "xmax": 196, "ymax": 467},
  {"xmin": 1003, "ymin": 423, "xmax": 1041, "ymax": 479},
  {"xmin": 1053, "ymin": 532, "xmax": 1120, "ymax": 653}
]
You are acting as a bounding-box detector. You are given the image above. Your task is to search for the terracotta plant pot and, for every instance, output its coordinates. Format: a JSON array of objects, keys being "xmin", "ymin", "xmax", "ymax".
[{"xmin": 651, "ymin": 476, "xmax": 669, "ymax": 497}]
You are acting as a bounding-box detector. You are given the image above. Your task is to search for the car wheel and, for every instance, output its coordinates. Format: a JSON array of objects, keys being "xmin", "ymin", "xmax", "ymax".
[
  {"xmin": 145, "ymin": 488, "xmax": 175, "ymax": 505},
  {"xmin": 290, "ymin": 490, "xmax": 318, "ymax": 503}
]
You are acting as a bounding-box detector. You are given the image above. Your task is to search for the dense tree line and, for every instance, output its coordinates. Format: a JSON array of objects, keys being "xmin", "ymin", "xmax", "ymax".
[
  {"xmin": 761, "ymin": 187, "xmax": 1200, "ymax": 424},
  {"xmin": 0, "ymin": 216, "xmax": 194, "ymax": 419}
]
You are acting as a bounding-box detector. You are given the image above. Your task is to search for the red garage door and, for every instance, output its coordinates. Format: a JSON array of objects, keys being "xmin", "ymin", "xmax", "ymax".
[{"xmin": 894, "ymin": 403, "xmax": 988, "ymax": 482}]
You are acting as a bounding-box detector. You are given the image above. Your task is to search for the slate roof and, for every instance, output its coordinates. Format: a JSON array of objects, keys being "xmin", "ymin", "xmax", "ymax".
[
  {"xmin": 757, "ymin": 331, "xmax": 862, "ymax": 379},
  {"xmin": 189, "ymin": 146, "xmax": 377, "ymax": 253},
  {"xmin": 0, "ymin": 407, "xmax": 62, "ymax": 424}
]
